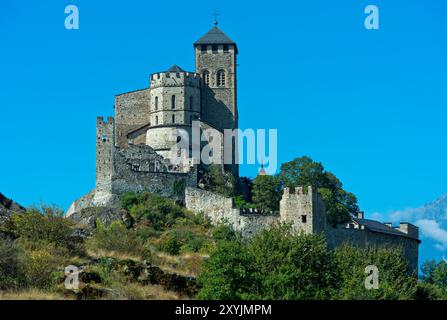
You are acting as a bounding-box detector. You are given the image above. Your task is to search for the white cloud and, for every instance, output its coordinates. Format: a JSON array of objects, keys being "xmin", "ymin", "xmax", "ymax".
[
  {"xmin": 415, "ymin": 219, "xmax": 447, "ymax": 251},
  {"xmin": 388, "ymin": 206, "xmax": 426, "ymax": 222}
]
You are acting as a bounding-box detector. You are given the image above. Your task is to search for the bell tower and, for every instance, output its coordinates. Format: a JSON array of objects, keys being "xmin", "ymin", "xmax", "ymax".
[{"xmin": 194, "ymin": 22, "xmax": 239, "ymax": 176}]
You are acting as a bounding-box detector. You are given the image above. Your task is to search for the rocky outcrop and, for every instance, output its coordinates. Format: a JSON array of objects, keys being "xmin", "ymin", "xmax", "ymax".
[
  {"xmin": 0, "ymin": 192, "xmax": 25, "ymax": 225},
  {"xmin": 67, "ymin": 206, "xmax": 133, "ymax": 230}
]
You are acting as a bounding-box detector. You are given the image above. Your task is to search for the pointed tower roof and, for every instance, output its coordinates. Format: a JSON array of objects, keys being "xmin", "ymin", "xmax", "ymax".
[
  {"xmin": 258, "ymin": 165, "xmax": 267, "ymax": 176},
  {"xmin": 165, "ymin": 65, "xmax": 186, "ymax": 73},
  {"xmin": 194, "ymin": 25, "xmax": 238, "ymax": 53}
]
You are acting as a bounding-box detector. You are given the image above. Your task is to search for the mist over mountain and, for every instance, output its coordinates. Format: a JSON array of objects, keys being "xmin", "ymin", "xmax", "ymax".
[{"xmin": 374, "ymin": 193, "xmax": 447, "ymax": 264}]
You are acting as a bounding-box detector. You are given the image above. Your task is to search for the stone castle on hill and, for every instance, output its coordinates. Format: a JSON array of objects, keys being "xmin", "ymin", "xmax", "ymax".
[{"xmin": 67, "ymin": 24, "xmax": 420, "ymax": 272}]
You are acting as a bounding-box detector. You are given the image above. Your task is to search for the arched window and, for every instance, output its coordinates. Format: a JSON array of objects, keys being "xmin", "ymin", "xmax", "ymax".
[
  {"xmin": 190, "ymin": 96, "xmax": 193, "ymax": 109},
  {"xmin": 172, "ymin": 114, "xmax": 175, "ymax": 123},
  {"xmin": 202, "ymin": 70, "xmax": 210, "ymax": 86},
  {"xmin": 171, "ymin": 95, "xmax": 176, "ymax": 109},
  {"xmin": 155, "ymin": 96, "xmax": 158, "ymax": 110},
  {"xmin": 155, "ymin": 116, "xmax": 159, "ymax": 125},
  {"xmin": 217, "ymin": 70, "xmax": 225, "ymax": 87}
]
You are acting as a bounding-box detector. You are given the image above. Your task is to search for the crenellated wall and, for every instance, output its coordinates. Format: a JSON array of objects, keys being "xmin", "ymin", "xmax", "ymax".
[{"xmin": 185, "ymin": 186, "xmax": 420, "ymax": 272}]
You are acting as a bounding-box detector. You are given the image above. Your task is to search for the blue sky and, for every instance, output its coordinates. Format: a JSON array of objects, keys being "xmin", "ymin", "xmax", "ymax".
[{"xmin": 1, "ymin": 0, "xmax": 446, "ymax": 265}]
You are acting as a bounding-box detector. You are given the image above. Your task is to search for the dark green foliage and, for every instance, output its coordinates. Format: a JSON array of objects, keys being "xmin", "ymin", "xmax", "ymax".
[
  {"xmin": 333, "ymin": 244, "xmax": 417, "ymax": 299},
  {"xmin": 198, "ymin": 225, "xmax": 419, "ymax": 300},
  {"xmin": 198, "ymin": 225, "xmax": 336, "ymax": 300},
  {"xmin": 158, "ymin": 227, "xmax": 208, "ymax": 255},
  {"xmin": 279, "ymin": 156, "xmax": 359, "ymax": 225},
  {"xmin": 200, "ymin": 164, "xmax": 236, "ymax": 197},
  {"xmin": 125, "ymin": 192, "xmax": 185, "ymax": 230},
  {"xmin": 0, "ymin": 240, "xmax": 24, "ymax": 289},
  {"xmin": 251, "ymin": 175, "xmax": 282, "ymax": 213},
  {"xmin": 246, "ymin": 226, "xmax": 336, "ymax": 299},
  {"xmin": 173, "ymin": 179, "xmax": 186, "ymax": 197},
  {"xmin": 88, "ymin": 220, "xmax": 147, "ymax": 257},
  {"xmin": 234, "ymin": 195, "xmax": 254, "ymax": 209},
  {"xmin": 197, "ymin": 236, "xmax": 254, "ymax": 299},
  {"xmin": 420, "ymin": 260, "xmax": 447, "ymax": 298}
]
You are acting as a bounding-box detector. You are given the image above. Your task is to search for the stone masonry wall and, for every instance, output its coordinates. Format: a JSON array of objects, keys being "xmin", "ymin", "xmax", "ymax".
[
  {"xmin": 112, "ymin": 144, "xmax": 197, "ymax": 200},
  {"xmin": 280, "ymin": 186, "xmax": 326, "ymax": 234},
  {"xmin": 115, "ymin": 89, "xmax": 151, "ymax": 148},
  {"xmin": 185, "ymin": 187, "xmax": 278, "ymax": 238}
]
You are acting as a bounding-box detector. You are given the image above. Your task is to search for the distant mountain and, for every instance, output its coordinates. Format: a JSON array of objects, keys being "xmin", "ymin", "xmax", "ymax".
[
  {"xmin": 385, "ymin": 193, "xmax": 447, "ymax": 263},
  {"xmin": 417, "ymin": 194, "xmax": 447, "ymax": 221},
  {"xmin": 0, "ymin": 192, "xmax": 25, "ymax": 225},
  {"xmin": 388, "ymin": 193, "xmax": 447, "ymax": 223}
]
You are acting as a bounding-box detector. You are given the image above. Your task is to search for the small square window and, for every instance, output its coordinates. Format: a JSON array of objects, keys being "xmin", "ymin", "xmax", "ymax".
[
  {"xmin": 301, "ymin": 215, "xmax": 307, "ymax": 223},
  {"xmin": 223, "ymin": 44, "xmax": 229, "ymax": 52},
  {"xmin": 201, "ymin": 45, "xmax": 207, "ymax": 52},
  {"xmin": 212, "ymin": 45, "xmax": 218, "ymax": 53}
]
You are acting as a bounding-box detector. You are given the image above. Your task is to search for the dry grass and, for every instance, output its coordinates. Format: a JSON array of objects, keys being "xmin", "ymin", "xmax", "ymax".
[
  {"xmin": 0, "ymin": 289, "xmax": 73, "ymax": 300},
  {"xmin": 155, "ymin": 252, "xmax": 207, "ymax": 277},
  {"xmin": 107, "ymin": 283, "xmax": 185, "ymax": 300},
  {"xmin": 86, "ymin": 248, "xmax": 142, "ymax": 262}
]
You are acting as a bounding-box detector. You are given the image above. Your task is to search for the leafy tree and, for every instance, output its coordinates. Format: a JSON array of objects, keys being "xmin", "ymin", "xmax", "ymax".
[
  {"xmin": 279, "ymin": 156, "xmax": 359, "ymax": 225},
  {"xmin": 251, "ymin": 175, "xmax": 282, "ymax": 213},
  {"xmin": 246, "ymin": 225, "xmax": 336, "ymax": 299},
  {"xmin": 198, "ymin": 225, "xmax": 336, "ymax": 300},
  {"xmin": 200, "ymin": 164, "xmax": 236, "ymax": 197},
  {"xmin": 197, "ymin": 236, "xmax": 255, "ymax": 299},
  {"xmin": 420, "ymin": 260, "xmax": 447, "ymax": 298},
  {"xmin": 333, "ymin": 244, "xmax": 417, "ymax": 300}
]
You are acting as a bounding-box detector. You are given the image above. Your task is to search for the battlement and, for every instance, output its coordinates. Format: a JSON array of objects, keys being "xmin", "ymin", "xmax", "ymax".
[
  {"xmin": 283, "ymin": 186, "xmax": 314, "ymax": 196},
  {"xmin": 194, "ymin": 44, "xmax": 237, "ymax": 54},
  {"xmin": 97, "ymin": 116, "xmax": 115, "ymax": 125},
  {"xmin": 240, "ymin": 207, "xmax": 276, "ymax": 215},
  {"xmin": 150, "ymin": 72, "xmax": 201, "ymax": 89}
]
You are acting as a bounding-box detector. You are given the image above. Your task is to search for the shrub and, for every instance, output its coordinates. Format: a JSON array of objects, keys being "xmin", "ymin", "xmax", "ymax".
[
  {"xmin": 87, "ymin": 220, "xmax": 145, "ymax": 258},
  {"xmin": 10, "ymin": 206, "xmax": 76, "ymax": 249},
  {"xmin": 126, "ymin": 193, "xmax": 185, "ymax": 230},
  {"xmin": 20, "ymin": 242, "xmax": 69, "ymax": 290},
  {"xmin": 158, "ymin": 232, "xmax": 181, "ymax": 255},
  {"xmin": 0, "ymin": 240, "xmax": 24, "ymax": 290}
]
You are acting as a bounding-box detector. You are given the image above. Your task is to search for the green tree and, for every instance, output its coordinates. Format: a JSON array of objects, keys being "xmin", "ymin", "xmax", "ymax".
[
  {"xmin": 251, "ymin": 175, "xmax": 282, "ymax": 213},
  {"xmin": 197, "ymin": 236, "xmax": 254, "ymax": 299},
  {"xmin": 197, "ymin": 225, "xmax": 336, "ymax": 300},
  {"xmin": 200, "ymin": 164, "xmax": 236, "ymax": 197},
  {"xmin": 420, "ymin": 260, "xmax": 447, "ymax": 298},
  {"xmin": 333, "ymin": 244, "xmax": 417, "ymax": 300},
  {"xmin": 246, "ymin": 225, "xmax": 336, "ymax": 299},
  {"xmin": 279, "ymin": 156, "xmax": 359, "ymax": 225}
]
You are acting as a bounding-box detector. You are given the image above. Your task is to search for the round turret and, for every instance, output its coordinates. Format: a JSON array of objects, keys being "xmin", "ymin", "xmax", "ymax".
[{"xmin": 146, "ymin": 65, "xmax": 201, "ymax": 159}]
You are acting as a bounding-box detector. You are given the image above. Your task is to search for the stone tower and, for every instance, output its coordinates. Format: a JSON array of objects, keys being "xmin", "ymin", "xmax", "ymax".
[
  {"xmin": 145, "ymin": 65, "xmax": 201, "ymax": 159},
  {"xmin": 280, "ymin": 186, "xmax": 327, "ymax": 234},
  {"xmin": 94, "ymin": 116, "xmax": 115, "ymax": 205},
  {"xmin": 194, "ymin": 23, "xmax": 239, "ymax": 176}
]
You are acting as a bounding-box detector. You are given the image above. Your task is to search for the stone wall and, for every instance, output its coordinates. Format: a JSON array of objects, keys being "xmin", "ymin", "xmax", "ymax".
[
  {"xmin": 112, "ymin": 144, "xmax": 197, "ymax": 200},
  {"xmin": 185, "ymin": 187, "xmax": 278, "ymax": 238},
  {"xmin": 115, "ymin": 89, "xmax": 151, "ymax": 148},
  {"xmin": 280, "ymin": 186, "xmax": 326, "ymax": 234},
  {"xmin": 185, "ymin": 186, "xmax": 420, "ymax": 272}
]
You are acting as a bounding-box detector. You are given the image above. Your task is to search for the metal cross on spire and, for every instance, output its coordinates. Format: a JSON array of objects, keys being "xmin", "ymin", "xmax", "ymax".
[{"xmin": 212, "ymin": 9, "xmax": 220, "ymax": 26}]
